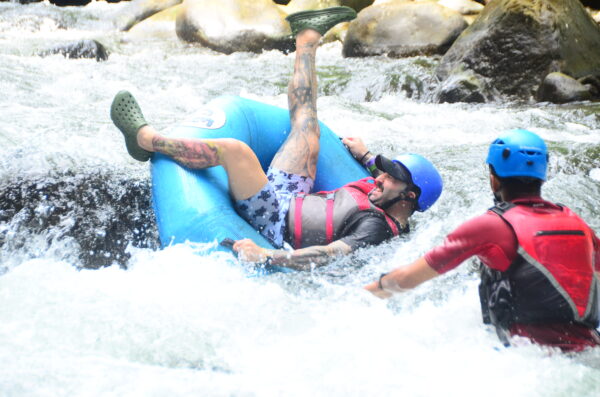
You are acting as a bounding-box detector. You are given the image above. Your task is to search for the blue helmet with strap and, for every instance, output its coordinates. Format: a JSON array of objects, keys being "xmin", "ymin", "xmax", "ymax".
[
  {"xmin": 486, "ymin": 129, "xmax": 548, "ymax": 181},
  {"xmin": 398, "ymin": 154, "xmax": 443, "ymax": 212},
  {"xmin": 376, "ymin": 153, "xmax": 443, "ymax": 212}
]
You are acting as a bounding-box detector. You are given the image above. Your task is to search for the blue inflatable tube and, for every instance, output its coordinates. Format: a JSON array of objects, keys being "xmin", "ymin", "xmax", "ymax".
[{"xmin": 151, "ymin": 96, "xmax": 368, "ymax": 261}]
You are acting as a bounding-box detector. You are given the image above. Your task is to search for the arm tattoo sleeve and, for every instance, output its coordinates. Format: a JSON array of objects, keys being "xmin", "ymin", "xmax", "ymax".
[{"xmin": 268, "ymin": 240, "xmax": 353, "ymax": 271}]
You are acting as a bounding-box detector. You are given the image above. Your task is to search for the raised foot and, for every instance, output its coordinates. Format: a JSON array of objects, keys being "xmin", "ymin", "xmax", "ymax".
[
  {"xmin": 110, "ymin": 90, "xmax": 152, "ymax": 162},
  {"xmin": 286, "ymin": 6, "xmax": 357, "ymax": 37}
]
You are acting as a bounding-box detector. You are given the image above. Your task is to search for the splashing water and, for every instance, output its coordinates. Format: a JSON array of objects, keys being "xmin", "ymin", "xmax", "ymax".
[{"xmin": 1, "ymin": 3, "xmax": 599, "ymax": 396}]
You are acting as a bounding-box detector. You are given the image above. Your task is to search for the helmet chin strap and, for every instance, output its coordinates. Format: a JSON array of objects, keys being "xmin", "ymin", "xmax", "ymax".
[{"xmin": 380, "ymin": 190, "xmax": 417, "ymax": 210}]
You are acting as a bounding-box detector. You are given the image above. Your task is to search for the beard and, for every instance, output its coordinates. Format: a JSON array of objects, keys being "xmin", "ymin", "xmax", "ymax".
[{"xmin": 367, "ymin": 186, "xmax": 378, "ymax": 204}]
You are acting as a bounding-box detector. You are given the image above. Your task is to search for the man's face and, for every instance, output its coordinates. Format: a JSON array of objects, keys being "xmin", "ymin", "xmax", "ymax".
[{"xmin": 368, "ymin": 172, "xmax": 409, "ymax": 208}]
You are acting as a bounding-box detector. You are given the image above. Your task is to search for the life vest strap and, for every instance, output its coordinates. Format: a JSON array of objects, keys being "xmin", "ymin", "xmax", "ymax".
[
  {"xmin": 294, "ymin": 194, "xmax": 305, "ymax": 249},
  {"xmin": 344, "ymin": 183, "xmax": 400, "ymax": 237},
  {"xmin": 325, "ymin": 193, "xmax": 335, "ymax": 244},
  {"xmin": 489, "ymin": 201, "xmax": 516, "ymax": 216}
]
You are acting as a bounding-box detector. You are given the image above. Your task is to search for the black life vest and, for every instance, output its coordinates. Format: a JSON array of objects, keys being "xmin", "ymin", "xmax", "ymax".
[
  {"xmin": 479, "ymin": 201, "xmax": 600, "ymax": 335},
  {"xmin": 286, "ymin": 178, "xmax": 402, "ymax": 249}
]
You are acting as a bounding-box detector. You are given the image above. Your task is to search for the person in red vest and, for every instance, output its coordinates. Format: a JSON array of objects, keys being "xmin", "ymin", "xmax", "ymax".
[
  {"xmin": 110, "ymin": 7, "xmax": 442, "ymax": 269},
  {"xmin": 365, "ymin": 129, "xmax": 600, "ymax": 351}
]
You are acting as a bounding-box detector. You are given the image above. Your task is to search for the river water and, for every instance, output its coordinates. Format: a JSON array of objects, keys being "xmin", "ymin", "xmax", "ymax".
[{"xmin": 1, "ymin": 2, "xmax": 600, "ymax": 396}]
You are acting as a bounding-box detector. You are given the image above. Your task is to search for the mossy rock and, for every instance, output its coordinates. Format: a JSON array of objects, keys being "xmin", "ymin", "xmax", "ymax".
[{"xmin": 434, "ymin": 0, "xmax": 600, "ymax": 102}]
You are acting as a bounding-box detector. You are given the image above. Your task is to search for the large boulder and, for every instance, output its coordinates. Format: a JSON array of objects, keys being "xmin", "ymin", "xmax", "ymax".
[
  {"xmin": 343, "ymin": 0, "xmax": 468, "ymax": 57},
  {"xmin": 434, "ymin": 0, "xmax": 600, "ymax": 103},
  {"xmin": 176, "ymin": 0, "xmax": 294, "ymax": 54},
  {"xmin": 115, "ymin": 0, "xmax": 183, "ymax": 32}
]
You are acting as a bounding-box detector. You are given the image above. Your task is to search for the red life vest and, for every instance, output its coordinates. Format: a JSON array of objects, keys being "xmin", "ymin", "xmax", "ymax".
[
  {"xmin": 479, "ymin": 201, "xmax": 599, "ymax": 334},
  {"xmin": 287, "ymin": 178, "xmax": 402, "ymax": 249}
]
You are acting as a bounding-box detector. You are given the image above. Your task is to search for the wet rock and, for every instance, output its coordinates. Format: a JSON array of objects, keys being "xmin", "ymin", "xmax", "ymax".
[
  {"xmin": 537, "ymin": 72, "xmax": 593, "ymax": 103},
  {"xmin": 438, "ymin": 0, "xmax": 484, "ymax": 15},
  {"xmin": 581, "ymin": 0, "xmax": 600, "ymax": 10},
  {"xmin": 40, "ymin": 39, "xmax": 109, "ymax": 62},
  {"xmin": 0, "ymin": 170, "xmax": 159, "ymax": 269},
  {"xmin": 434, "ymin": 0, "xmax": 600, "ymax": 103},
  {"xmin": 49, "ymin": 0, "xmax": 92, "ymax": 6},
  {"xmin": 578, "ymin": 74, "xmax": 600, "ymax": 97},
  {"xmin": 436, "ymin": 70, "xmax": 487, "ymax": 103},
  {"xmin": 116, "ymin": 0, "xmax": 183, "ymax": 32},
  {"xmin": 176, "ymin": 0, "xmax": 294, "ymax": 54},
  {"xmin": 12, "ymin": 0, "xmax": 44, "ymax": 4},
  {"xmin": 343, "ymin": 0, "xmax": 467, "ymax": 58}
]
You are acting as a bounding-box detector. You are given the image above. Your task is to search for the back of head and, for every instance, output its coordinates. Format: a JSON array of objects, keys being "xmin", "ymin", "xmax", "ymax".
[
  {"xmin": 486, "ymin": 129, "xmax": 547, "ymax": 180},
  {"xmin": 486, "ymin": 129, "xmax": 547, "ymax": 197}
]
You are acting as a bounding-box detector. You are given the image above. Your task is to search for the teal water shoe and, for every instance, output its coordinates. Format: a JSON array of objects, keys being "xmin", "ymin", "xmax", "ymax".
[
  {"xmin": 286, "ymin": 6, "xmax": 357, "ymax": 37},
  {"xmin": 110, "ymin": 90, "xmax": 151, "ymax": 162}
]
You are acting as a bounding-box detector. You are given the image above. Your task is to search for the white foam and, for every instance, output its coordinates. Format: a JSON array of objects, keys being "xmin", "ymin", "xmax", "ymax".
[{"xmin": 1, "ymin": 3, "xmax": 599, "ymax": 395}]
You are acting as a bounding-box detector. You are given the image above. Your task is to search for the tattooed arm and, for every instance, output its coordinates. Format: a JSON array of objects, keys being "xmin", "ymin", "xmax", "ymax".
[{"xmin": 233, "ymin": 239, "xmax": 352, "ymax": 271}]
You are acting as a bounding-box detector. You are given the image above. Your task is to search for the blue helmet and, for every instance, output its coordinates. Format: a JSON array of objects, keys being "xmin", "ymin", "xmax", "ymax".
[
  {"xmin": 486, "ymin": 129, "xmax": 548, "ymax": 181},
  {"xmin": 376, "ymin": 153, "xmax": 443, "ymax": 212}
]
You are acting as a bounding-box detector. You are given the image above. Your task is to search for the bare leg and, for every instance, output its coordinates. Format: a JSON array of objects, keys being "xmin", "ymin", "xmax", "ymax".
[
  {"xmin": 137, "ymin": 126, "xmax": 268, "ymax": 201},
  {"xmin": 270, "ymin": 29, "xmax": 322, "ymax": 180}
]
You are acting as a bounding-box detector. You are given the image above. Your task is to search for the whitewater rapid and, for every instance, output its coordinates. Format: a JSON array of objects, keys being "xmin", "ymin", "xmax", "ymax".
[{"xmin": 1, "ymin": 2, "xmax": 599, "ymax": 396}]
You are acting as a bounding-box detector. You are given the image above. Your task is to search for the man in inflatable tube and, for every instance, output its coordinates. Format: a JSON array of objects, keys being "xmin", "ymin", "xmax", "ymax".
[
  {"xmin": 110, "ymin": 7, "xmax": 442, "ymax": 270},
  {"xmin": 365, "ymin": 129, "xmax": 600, "ymax": 352}
]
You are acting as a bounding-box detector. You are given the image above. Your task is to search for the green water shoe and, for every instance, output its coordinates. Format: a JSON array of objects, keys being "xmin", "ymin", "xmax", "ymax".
[
  {"xmin": 110, "ymin": 90, "xmax": 151, "ymax": 162},
  {"xmin": 286, "ymin": 6, "xmax": 357, "ymax": 37}
]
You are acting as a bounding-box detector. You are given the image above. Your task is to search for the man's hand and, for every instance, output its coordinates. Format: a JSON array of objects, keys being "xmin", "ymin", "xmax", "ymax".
[
  {"xmin": 342, "ymin": 137, "xmax": 370, "ymax": 163},
  {"xmin": 363, "ymin": 257, "xmax": 440, "ymax": 298},
  {"xmin": 232, "ymin": 239, "xmax": 351, "ymax": 270},
  {"xmin": 364, "ymin": 280, "xmax": 393, "ymax": 299},
  {"xmin": 232, "ymin": 238, "xmax": 272, "ymax": 263}
]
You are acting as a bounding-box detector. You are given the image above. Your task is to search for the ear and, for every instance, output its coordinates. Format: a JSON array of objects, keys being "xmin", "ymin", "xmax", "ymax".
[
  {"xmin": 490, "ymin": 173, "xmax": 501, "ymax": 192},
  {"xmin": 407, "ymin": 190, "xmax": 417, "ymax": 200}
]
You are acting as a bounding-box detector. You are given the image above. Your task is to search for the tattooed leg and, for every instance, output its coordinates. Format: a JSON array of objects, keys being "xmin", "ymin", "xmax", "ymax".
[
  {"xmin": 270, "ymin": 29, "xmax": 321, "ymax": 180},
  {"xmin": 137, "ymin": 125, "xmax": 268, "ymax": 200}
]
